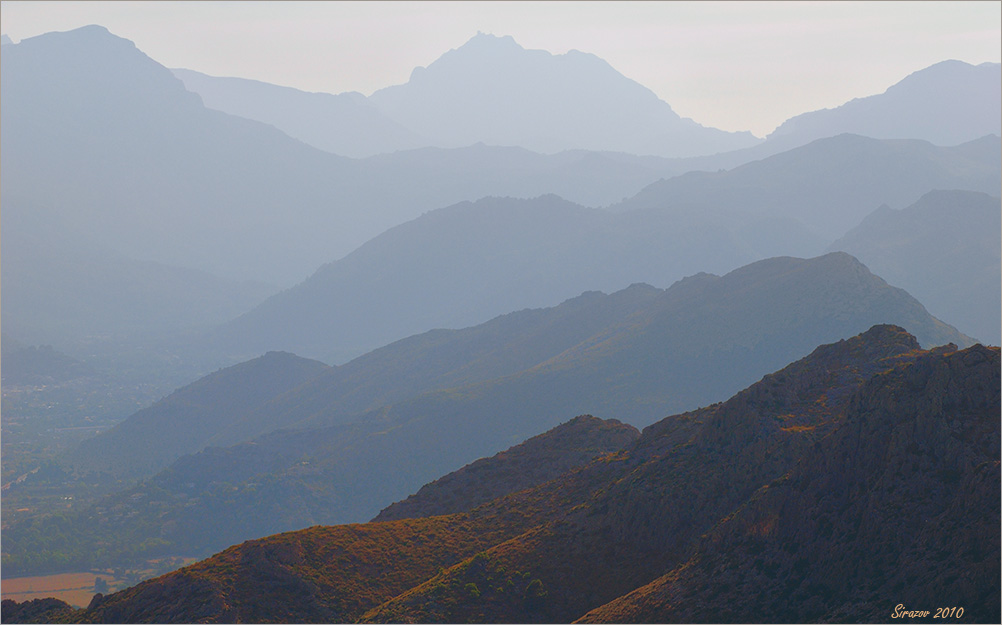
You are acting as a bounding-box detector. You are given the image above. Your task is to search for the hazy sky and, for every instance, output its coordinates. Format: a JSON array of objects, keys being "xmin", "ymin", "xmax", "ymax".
[{"xmin": 2, "ymin": 1, "xmax": 999, "ymax": 136}]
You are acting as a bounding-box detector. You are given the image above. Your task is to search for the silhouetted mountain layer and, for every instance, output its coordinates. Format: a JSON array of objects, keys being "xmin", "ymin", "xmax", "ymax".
[
  {"xmin": 42, "ymin": 326, "xmax": 998, "ymax": 623},
  {"xmin": 62, "ymin": 352, "xmax": 330, "ymax": 481},
  {"xmin": 830, "ymin": 189, "xmax": 1001, "ymax": 345},
  {"xmin": 215, "ymin": 133, "xmax": 997, "ymax": 364},
  {"xmin": 767, "ymin": 60, "xmax": 1001, "ymax": 150},
  {"xmin": 4, "ymin": 254, "xmax": 972, "ymax": 577},
  {"xmin": 172, "ymin": 68, "xmax": 427, "ymax": 158},
  {"xmin": 2, "ymin": 196, "xmax": 277, "ymax": 347},
  {"xmin": 367, "ymin": 32, "xmax": 759, "ymax": 157},
  {"xmin": 173, "ymin": 55, "xmax": 1000, "ymax": 180},
  {"xmin": 668, "ymin": 60, "xmax": 1002, "ymax": 172},
  {"xmin": 614, "ymin": 134, "xmax": 1002, "ymax": 242},
  {"xmin": 1, "ymin": 25, "xmax": 683, "ymax": 294},
  {"xmin": 0, "ymin": 342, "xmax": 96, "ymax": 387}
]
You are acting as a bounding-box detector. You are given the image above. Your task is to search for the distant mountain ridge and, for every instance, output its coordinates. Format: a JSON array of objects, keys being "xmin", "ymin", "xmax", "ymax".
[
  {"xmin": 375, "ymin": 415, "xmax": 640, "ymax": 522},
  {"xmin": 663, "ymin": 59, "xmax": 1002, "ymax": 172},
  {"xmin": 173, "ymin": 44, "xmax": 999, "ymax": 169},
  {"xmin": 366, "ymin": 32, "xmax": 760, "ymax": 157},
  {"xmin": 615, "ymin": 133, "xmax": 1001, "ymax": 241},
  {"xmin": 170, "ymin": 32, "xmax": 763, "ymax": 158},
  {"xmin": 830, "ymin": 189, "xmax": 1001, "ymax": 345},
  {"xmin": 0, "ymin": 25, "xmax": 683, "ymax": 291},
  {"xmin": 171, "ymin": 68, "xmax": 427, "ymax": 158},
  {"xmin": 768, "ymin": 60, "xmax": 1001, "ymax": 149},
  {"xmin": 214, "ymin": 136, "xmax": 998, "ymax": 364}
]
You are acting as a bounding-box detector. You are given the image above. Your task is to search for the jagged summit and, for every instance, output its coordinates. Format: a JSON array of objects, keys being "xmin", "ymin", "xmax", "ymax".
[
  {"xmin": 459, "ymin": 31, "xmax": 522, "ymax": 51},
  {"xmin": 368, "ymin": 32, "xmax": 759, "ymax": 156}
]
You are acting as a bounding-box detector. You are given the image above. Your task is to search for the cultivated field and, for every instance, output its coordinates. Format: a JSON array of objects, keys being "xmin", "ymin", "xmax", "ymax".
[{"xmin": 1, "ymin": 571, "xmax": 111, "ymax": 607}]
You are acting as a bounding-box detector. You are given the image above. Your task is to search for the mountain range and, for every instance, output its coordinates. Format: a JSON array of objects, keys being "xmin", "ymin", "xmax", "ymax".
[
  {"xmin": 15, "ymin": 326, "xmax": 995, "ymax": 623},
  {"xmin": 0, "ymin": 26, "xmax": 682, "ymax": 291},
  {"xmin": 214, "ymin": 140, "xmax": 999, "ymax": 363},
  {"xmin": 174, "ymin": 35, "xmax": 1000, "ymax": 162},
  {"xmin": 3, "ymin": 252, "xmax": 973, "ymax": 578},
  {"xmin": 1, "ymin": 23, "xmax": 999, "ymax": 622},
  {"xmin": 4, "ymin": 25, "xmax": 998, "ymax": 364},
  {"xmin": 365, "ymin": 32, "xmax": 758, "ymax": 157}
]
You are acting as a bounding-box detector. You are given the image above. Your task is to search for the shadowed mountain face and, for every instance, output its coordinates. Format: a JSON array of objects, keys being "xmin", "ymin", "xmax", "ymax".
[
  {"xmin": 367, "ymin": 32, "xmax": 760, "ymax": 157},
  {"xmin": 54, "ymin": 327, "xmax": 999, "ymax": 624},
  {"xmin": 374, "ymin": 415, "xmax": 640, "ymax": 522},
  {"xmin": 830, "ymin": 189, "xmax": 1001, "ymax": 345},
  {"xmin": 7, "ymin": 254, "xmax": 973, "ymax": 579},
  {"xmin": 578, "ymin": 342, "xmax": 1001, "ymax": 623}
]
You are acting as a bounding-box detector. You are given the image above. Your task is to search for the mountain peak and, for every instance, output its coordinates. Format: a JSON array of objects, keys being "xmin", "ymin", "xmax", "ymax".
[
  {"xmin": 463, "ymin": 31, "xmax": 521, "ymax": 50},
  {"xmin": 369, "ymin": 32, "xmax": 758, "ymax": 157},
  {"xmin": 26, "ymin": 23, "xmax": 128, "ymax": 49}
]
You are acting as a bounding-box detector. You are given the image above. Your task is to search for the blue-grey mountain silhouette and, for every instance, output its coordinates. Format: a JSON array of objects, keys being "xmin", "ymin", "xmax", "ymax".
[
  {"xmin": 830, "ymin": 189, "xmax": 1001, "ymax": 345},
  {"xmin": 367, "ymin": 32, "xmax": 761, "ymax": 157}
]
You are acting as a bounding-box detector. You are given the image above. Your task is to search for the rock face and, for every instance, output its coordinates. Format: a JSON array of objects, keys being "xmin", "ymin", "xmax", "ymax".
[
  {"xmin": 0, "ymin": 598, "xmax": 76, "ymax": 624},
  {"xmin": 49, "ymin": 326, "xmax": 999, "ymax": 624},
  {"xmin": 581, "ymin": 342, "xmax": 1000, "ymax": 623}
]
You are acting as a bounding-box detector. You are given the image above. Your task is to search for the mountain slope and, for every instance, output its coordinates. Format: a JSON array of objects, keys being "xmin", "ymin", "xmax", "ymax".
[
  {"xmin": 830, "ymin": 189, "xmax": 1001, "ymax": 345},
  {"xmin": 57, "ymin": 327, "xmax": 999, "ymax": 624},
  {"xmin": 375, "ymin": 415, "xmax": 639, "ymax": 522},
  {"xmin": 615, "ymin": 134, "xmax": 1002, "ymax": 241},
  {"xmin": 580, "ymin": 342, "xmax": 1000, "ymax": 623},
  {"xmin": 767, "ymin": 60, "xmax": 1001, "ymax": 149},
  {"xmin": 62, "ymin": 352, "xmax": 330, "ymax": 481},
  {"xmin": 367, "ymin": 32, "xmax": 759, "ymax": 157},
  {"xmin": 361, "ymin": 334, "xmax": 997, "ymax": 624},
  {"xmin": 664, "ymin": 60, "xmax": 1002, "ymax": 172},
  {"xmin": 1, "ymin": 196, "xmax": 277, "ymax": 346},
  {"xmin": 171, "ymin": 68, "xmax": 426, "ymax": 157}
]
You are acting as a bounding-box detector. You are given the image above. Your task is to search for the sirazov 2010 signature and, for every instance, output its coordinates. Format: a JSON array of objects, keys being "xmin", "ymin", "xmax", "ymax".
[{"xmin": 891, "ymin": 604, "xmax": 965, "ymax": 619}]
